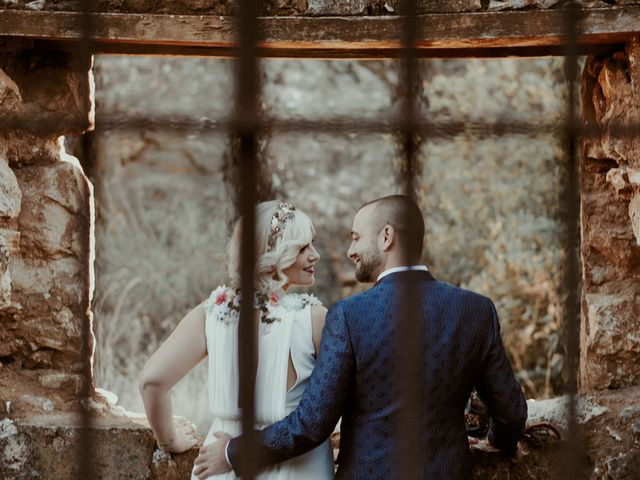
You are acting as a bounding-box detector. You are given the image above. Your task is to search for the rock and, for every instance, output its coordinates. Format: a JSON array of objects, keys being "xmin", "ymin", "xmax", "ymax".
[
  {"xmin": 3, "ymin": 253, "xmax": 87, "ymax": 369},
  {"xmin": 607, "ymin": 426, "xmax": 623, "ymax": 442},
  {"xmin": 149, "ymin": 448, "xmax": 180, "ymax": 480},
  {"xmin": 0, "ymin": 229, "xmax": 20, "ymax": 255},
  {"xmin": 580, "ymin": 40, "xmax": 640, "ymax": 391},
  {"xmin": 489, "ymin": 0, "xmax": 563, "ymax": 11},
  {"xmin": 619, "ymin": 404, "xmax": 640, "ymax": 423},
  {"xmin": 601, "ymin": 450, "xmax": 640, "ymax": 479},
  {"xmin": 18, "ymin": 394, "xmax": 54, "ymax": 412},
  {"xmin": 307, "ymin": 0, "xmax": 368, "ymax": 15},
  {"xmin": 262, "ymin": 0, "xmax": 308, "ymax": 15},
  {"xmin": 0, "ymin": 413, "xmax": 198, "ymax": 480},
  {"xmin": 1, "ymin": 133, "xmax": 62, "ymax": 167},
  {"xmin": 0, "ymin": 50, "xmax": 91, "ymax": 136},
  {"xmin": 0, "ymin": 157, "xmax": 21, "ymax": 220},
  {"xmin": 418, "ymin": 0, "xmax": 482, "ymax": 13},
  {"xmin": 38, "ymin": 372, "xmax": 83, "ymax": 394},
  {"xmin": 632, "ymin": 420, "xmax": 640, "ymax": 443},
  {"xmin": 629, "ymin": 195, "xmax": 640, "ymax": 245},
  {"xmin": 25, "ymin": 0, "xmax": 45, "ymax": 10},
  {"xmin": 308, "ymin": 0, "xmax": 483, "ymax": 15},
  {"xmin": 581, "ymin": 290, "xmax": 640, "ymax": 389},
  {"xmin": 14, "ymin": 160, "xmax": 91, "ymax": 259},
  {"xmin": 0, "ymin": 418, "xmax": 28, "ymax": 475},
  {"xmin": 527, "ymin": 394, "xmax": 609, "ymax": 432},
  {"xmin": 0, "ymin": 68, "xmax": 21, "ymax": 115},
  {"xmin": 0, "ymin": 240, "xmax": 11, "ymax": 309},
  {"xmin": 9, "ymin": 255, "xmax": 84, "ymax": 299},
  {"xmin": 606, "ymin": 167, "xmax": 634, "ymax": 200}
]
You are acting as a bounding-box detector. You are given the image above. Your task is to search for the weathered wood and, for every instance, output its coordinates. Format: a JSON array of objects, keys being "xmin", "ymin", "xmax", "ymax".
[{"xmin": 0, "ymin": 7, "xmax": 638, "ymax": 57}]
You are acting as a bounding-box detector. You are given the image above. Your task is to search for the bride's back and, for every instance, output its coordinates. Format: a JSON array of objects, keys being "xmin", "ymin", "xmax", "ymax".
[{"xmin": 203, "ymin": 286, "xmax": 322, "ymax": 426}]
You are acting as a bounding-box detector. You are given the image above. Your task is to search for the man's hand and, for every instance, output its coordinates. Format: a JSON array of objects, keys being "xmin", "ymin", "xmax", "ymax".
[
  {"xmin": 510, "ymin": 443, "xmax": 525, "ymax": 464},
  {"xmin": 193, "ymin": 431, "xmax": 232, "ymax": 479}
]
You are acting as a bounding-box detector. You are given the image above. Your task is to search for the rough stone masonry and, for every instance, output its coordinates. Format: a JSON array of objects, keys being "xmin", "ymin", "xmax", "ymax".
[
  {"xmin": 0, "ymin": 14, "xmax": 640, "ymax": 480},
  {"xmin": 581, "ymin": 37, "xmax": 640, "ymax": 393},
  {"xmin": 0, "ymin": 42, "xmax": 93, "ymax": 409}
]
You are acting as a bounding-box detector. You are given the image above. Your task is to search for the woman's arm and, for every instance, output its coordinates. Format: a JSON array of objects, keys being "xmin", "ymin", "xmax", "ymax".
[
  {"xmin": 310, "ymin": 305, "xmax": 327, "ymax": 356},
  {"xmin": 139, "ymin": 301, "xmax": 208, "ymax": 452}
]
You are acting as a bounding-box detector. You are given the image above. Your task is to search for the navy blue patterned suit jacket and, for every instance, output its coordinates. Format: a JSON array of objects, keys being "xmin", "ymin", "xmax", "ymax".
[{"xmin": 228, "ymin": 270, "xmax": 527, "ymax": 479}]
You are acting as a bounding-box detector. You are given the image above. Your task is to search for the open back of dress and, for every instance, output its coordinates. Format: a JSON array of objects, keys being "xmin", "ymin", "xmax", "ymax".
[{"xmin": 192, "ymin": 287, "xmax": 334, "ymax": 480}]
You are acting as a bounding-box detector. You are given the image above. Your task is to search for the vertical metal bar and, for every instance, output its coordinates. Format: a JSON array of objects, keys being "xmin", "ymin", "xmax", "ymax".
[
  {"xmin": 560, "ymin": 3, "xmax": 584, "ymax": 479},
  {"xmin": 397, "ymin": 0, "xmax": 423, "ymax": 478},
  {"xmin": 77, "ymin": 1, "xmax": 94, "ymax": 479},
  {"xmin": 234, "ymin": 0, "xmax": 261, "ymax": 478}
]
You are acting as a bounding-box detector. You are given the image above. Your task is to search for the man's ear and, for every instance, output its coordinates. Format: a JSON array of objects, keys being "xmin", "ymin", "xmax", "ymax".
[{"xmin": 381, "ymin": 224, "xmax": 395, "ymax": 252}]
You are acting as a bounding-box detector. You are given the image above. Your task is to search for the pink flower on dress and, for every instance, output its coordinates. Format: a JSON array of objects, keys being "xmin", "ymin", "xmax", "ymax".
[
  {"xmin": 215, "ymin": 291, "xmax": 227, "ymax": 305},
  {"xmin": 270, "ymin": 293, "xmax": 280, "ymax": 305}
]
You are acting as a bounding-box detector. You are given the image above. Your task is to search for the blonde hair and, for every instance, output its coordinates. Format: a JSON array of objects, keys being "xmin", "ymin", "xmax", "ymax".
[{"xmin": 227, "ymin": 200, "xmax": 315, "ymax": 294}]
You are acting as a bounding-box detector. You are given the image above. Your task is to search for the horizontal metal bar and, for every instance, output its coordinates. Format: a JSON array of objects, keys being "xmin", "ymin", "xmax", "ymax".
[{"xmin": 3, "ymin": 114, "xmax": 640, "ymax": 140}]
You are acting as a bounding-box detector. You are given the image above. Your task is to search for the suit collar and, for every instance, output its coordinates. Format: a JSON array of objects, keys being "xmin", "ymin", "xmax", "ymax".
[
  {"xmin": 374, "ymin": 269, "xmax": 435, "ymax": 287},
  {"xmin": 376, "ymin": 265, "xmax": 429, "ymax": 282}
]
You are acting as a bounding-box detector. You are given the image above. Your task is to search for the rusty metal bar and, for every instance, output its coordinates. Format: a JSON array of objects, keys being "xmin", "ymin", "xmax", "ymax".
[
  {"xmin": 76, "ymin": 0, "xmax": 94, "ymax": 478},
  {"xmin": 396, "ymin": 0, "xmax": 424, "ymax": 478},
  {"xmin": 4, "ymin": 114, "xmax": 639, "ymax": 140},
  {"xmin": 234, "ymin": 0, "xmax": 261, "ymax": 479},
  {"xmin": 560, "ymin": 3, "xmax": 585, "ymax": 479}
]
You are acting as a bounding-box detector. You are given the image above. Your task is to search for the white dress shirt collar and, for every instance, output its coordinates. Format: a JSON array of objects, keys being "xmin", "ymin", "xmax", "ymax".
[{"xmin": 376, "ymin": 265, "xmax": 429, "ymax": 283}]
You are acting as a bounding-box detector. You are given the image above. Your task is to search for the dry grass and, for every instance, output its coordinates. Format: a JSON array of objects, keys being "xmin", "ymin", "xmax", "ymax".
[{"xmin": 93, "ymin": 178, "xmax": 228, "ymax": 434}]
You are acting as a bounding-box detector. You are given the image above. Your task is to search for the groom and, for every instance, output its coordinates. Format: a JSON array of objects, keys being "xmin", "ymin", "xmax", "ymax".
[{"xmin": 206, "ymin": 195, "xmax": 527, "ymax": 478}]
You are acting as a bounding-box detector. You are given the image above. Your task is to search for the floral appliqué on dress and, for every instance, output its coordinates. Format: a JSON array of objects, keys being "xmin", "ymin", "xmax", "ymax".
[{"xmin": 205, "ymin": 285, "xmax": 322, "ymax": 333}]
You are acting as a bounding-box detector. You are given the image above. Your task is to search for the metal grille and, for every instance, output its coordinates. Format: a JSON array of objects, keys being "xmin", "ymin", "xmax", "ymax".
[
  {"xmin": 80, "ymin": 2, "xmax": 582, "ymax": 479},
  {"xmin": 4, "ymin": 0, "xmax": 627, "ymax": 477}
]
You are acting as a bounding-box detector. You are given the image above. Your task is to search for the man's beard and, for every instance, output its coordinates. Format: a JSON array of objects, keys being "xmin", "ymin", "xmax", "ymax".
[{"xmin": 355, "ymin": 243, "xmax": 383, "ymax": 283}]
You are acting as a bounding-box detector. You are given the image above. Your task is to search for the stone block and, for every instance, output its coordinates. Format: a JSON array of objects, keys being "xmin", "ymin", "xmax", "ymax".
[
  {"xmin": 0, "ymin": 50, "xmax": 91, "ymax": 136},
  {"xmin": 629, "ymin": 194, "xmax": 640, "ymax": 245},
  {"xmin": 0, "ymin": 67, "xmax": 21, "ymax": 115},
  {"xmin": 418, "ymin": 0, "xmax": 483, "ymax": 13},
  {"xmin": 18, "ymin": 394, "xmax": 54, "ymax": 412},
  {"xmin": 600, "ymin": 449, "xmax": 640, "ymax": 479},
  {"xmin": 581, "ymin": 289, "xmax": 640, "ymax": 390},
  {"xmin": 14, "ymin": 160, "xmax": 90, "ymax": 259},
  {"xmin": 0, "ymin": 240, "xmax": 10, "ymax": 310},
  {"xmin": 4, "ymin": 254, "xmax": 88, "ymax": 369},
  {"xmin": 9, "ymin": 255, "xmax": 84, "ymax": 300},
  {"xmin": 0, "ymin": 249, "xmax": 87, "ymax": 373},
  {"xmin": 0, "ymin": 413, "xmax": 199, "ymax": 480},
  {"xmin": 38, "ymin": 372, "xmax": 83, "ymax": 394},
  {"xmin": 0, "ymin": 229, "xmax": 20, "ymax": 255},
  {"xmin": 0, "ymin": 158, "xmax": 21, "ymax": 220},
  {"xmin": 0, "ymin": 134, "xmax": 62, "ymax": 167},
  {"xmin": 307, "ymin": 0, "xmax": 368, "ymax": 15}
]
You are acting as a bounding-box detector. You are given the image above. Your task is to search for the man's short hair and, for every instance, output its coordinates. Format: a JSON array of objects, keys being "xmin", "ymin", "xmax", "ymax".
[{"xmin": 360, "ymin": 195, "xmax": 425, "ymax": 262}]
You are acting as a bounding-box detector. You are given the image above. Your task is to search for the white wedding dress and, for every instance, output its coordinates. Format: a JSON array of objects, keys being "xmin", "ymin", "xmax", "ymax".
[{"xmin": 192, "ymin": 286, "xmax": 335, "ymax": 480}]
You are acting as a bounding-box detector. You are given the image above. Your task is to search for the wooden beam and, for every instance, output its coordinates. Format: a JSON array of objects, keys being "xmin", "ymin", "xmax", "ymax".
[{"xmin": 0, "ymin": 7, "xmax": 638, "ymax": 58}]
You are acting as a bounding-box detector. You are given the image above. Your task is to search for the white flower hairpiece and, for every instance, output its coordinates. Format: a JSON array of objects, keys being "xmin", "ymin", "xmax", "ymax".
[{"xmin": 267, "ymin": 202, "xmax": 296, "ymax": 251}]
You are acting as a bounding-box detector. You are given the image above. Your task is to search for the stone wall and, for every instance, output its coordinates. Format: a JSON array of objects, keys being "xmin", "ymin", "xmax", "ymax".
[
  {"xmin": 580, "ymin": 37, "xmax": 640, "ymax": 392},
  {"xmin": 1, "ymin": 23, "xmax": 640, "ymax": 480},
  {"xmin": 0, "ymin": 42, "xmax": 92, "ymax": 412},
  {"xmin": 0, "ymin": 0, "xmax": 637, "ymax": 15}
]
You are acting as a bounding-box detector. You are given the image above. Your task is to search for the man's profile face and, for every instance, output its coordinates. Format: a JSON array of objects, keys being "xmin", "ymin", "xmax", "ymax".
[{"xmin": 347, "ymin": 205, "xmax": 383, "ymax": 283}]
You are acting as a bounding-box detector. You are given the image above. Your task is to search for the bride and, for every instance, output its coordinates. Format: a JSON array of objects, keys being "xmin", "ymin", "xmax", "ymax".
[{"xmin": 139, "ymin": 200, "xmax": 335, "ymax": 479}]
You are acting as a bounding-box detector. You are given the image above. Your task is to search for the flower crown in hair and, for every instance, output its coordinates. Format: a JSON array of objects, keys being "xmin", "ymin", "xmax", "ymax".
[{"xmin": 267, "ymin": 202, "xmax": 296, "ymax": 251}]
